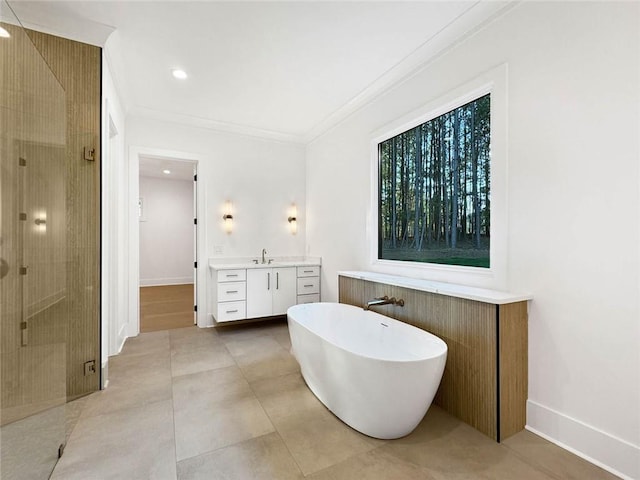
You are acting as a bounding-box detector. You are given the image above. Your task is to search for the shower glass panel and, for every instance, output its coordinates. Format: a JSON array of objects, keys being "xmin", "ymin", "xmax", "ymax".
[{"xmin": 0, "ymin": 1, "xmax": 68, "ymax": 478}]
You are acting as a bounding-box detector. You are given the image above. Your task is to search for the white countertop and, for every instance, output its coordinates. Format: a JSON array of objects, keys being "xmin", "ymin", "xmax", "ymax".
[
  {"xmin": 209, "ymin": 256, "xmax": 321, "ymax": 270},
  {"xmin": 338, "ymin": 270, "xmax": 532, "ymax": 305}
]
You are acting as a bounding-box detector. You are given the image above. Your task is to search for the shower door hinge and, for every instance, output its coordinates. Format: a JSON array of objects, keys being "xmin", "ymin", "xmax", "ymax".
[
  {"xmin": 19, "ymin": 212, "xmax": 27, "ymax": 221},
  {"xmin": 194, "ymin": 261, "xmax": 197, "ymax": 269},
  {"xmin": 194, "ymin": 305, "xmax": 198, "ymax": 312},
  {"xmin": 20, "ymin": 321, "xmax": 28, "ymax": 347},
  {"xmin": 193, "ymin": 218, "xmax": 197, "ymax": 225},
  {"xmin": 58, "ymin": 443, "xmax": 65, "ymax": 459},
  {"xmin": 19, "ymin": 266, "xmax": 28, "ymax": 275},
  {"xmin": 193, "ymin": 174, "xmax": 197, "ymax": 181},
  {"xmin": 18, "ymin": 157, "xmax": 26, "ymax": 167}
]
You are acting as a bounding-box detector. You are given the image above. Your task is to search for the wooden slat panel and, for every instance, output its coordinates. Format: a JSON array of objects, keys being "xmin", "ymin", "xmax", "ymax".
[
  {"xmin": 499, "ymin": 301, "xmax": 528, "ymax": 440},
  {"xmin": 26, "ymin": 30, "xmax": 101, "ymax": 400}
]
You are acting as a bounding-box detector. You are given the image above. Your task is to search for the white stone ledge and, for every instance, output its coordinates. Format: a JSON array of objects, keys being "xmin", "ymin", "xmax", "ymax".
[{"xmin": 338, "ymin": 270, "xmax": 532, "ymax": 305}]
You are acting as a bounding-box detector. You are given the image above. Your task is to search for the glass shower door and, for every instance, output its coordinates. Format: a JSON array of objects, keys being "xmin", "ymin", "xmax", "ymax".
[{"xmin": 0, "ymin": 2, "xmax": 68, "ymax": 478}]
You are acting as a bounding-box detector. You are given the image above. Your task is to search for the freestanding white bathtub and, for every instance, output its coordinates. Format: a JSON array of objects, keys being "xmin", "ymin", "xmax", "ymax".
[{"xmin": 287, "ymin": 302, "xmax": 447, "ymax": 439}]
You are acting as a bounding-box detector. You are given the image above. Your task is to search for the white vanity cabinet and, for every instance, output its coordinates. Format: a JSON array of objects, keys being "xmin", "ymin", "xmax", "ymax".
[
  {"xmin": 209, "ymin": 259, "xmax": 321, "ymax": 324},
  {"xmin": 246, "ymin": 267, "xmax": 297, "ymax": 318}
]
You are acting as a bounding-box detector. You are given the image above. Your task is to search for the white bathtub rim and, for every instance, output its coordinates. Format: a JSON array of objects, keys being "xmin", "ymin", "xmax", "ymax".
[{"xmin": 287, "ymin": 302, "xmax": 448, "ymax": 363}]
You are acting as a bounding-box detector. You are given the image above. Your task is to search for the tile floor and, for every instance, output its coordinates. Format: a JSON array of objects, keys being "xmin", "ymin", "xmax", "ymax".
[{"xmin": 51, "ymin": 320, "xmax": 618, "ymax": 479}]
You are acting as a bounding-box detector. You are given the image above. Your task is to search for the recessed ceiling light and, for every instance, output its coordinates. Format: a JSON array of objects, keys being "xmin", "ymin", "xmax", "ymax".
[
  {"xmin": 172, "ymin": 69, "xmax": 187, "ymax": 80},
  {"xmin": 162, "ymin": 169, "xmax": 171, "ymax": 175},
  {"xmin": 0, "ymin": 27, "xmax": 10, "ymax": 38}
]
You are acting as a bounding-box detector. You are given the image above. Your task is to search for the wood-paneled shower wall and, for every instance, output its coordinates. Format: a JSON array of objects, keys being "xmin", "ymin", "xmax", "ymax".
[{"xmin": 26, "ymin": 30, "xmax": 101, "ymax": 400}]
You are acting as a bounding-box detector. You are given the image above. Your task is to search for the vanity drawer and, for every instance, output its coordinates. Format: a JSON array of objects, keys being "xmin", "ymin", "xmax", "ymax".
[
  {"xmin": 217, "ymin": 301, "xmax": 246, "ymax": 322},
  {"xmin": 297, "ymin": 277, "xmax": 320, "ymax": 295},
  {"xmin": 217, "ymin": 269, "xmax": 246, "ymax": 282},
  {"xmin": 217, "ymin": 281, "xmax": 246, "ymax": 302},
  {"xmin": 297, "ymin": 266, "xmax": 320, "ymax": 277},
  {"xmin": 297, "ymin": 293, "xmax": 320, "ymax": 304}
]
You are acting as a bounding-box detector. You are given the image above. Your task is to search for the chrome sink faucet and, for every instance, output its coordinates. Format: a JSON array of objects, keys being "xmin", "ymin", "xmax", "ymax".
[
  {"xmin": 364, "ymin": 295, "xmax": 405, "ymax": 310},
  {"xmin": 261, "ymin": 248, "xmax": 267, "ymax": 264}
]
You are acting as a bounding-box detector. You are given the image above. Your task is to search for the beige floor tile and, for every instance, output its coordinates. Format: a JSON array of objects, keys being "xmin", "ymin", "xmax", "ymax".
[
  {"xmin": 170, "ymin": 342, "xmax": 235, "ymax": 377},
  {"xmin": 238, "ymin": 349, "xmax": 300, "ymax": 383},
  {"xmin": 79, "ymin": 370, "xmax": 172, "ymax": 419},
  {"xmin": 109, "ymin": 347, "xmax": 171, "ymax": 373},
  {"xmin": 272, "ymin": 330, "xmax": 293, "ymax": 350},
  {"xmin": 118, "ymin": 330, "xmax": 170, "ymax": 358},
  {"xmin": 215, "ymin": 319, "xmax": 287, "ymax": 344},
  {"xmin": 251, "ymin": 371, "xmax": 324, "ymax": 421},
  {"xmin": 308, "ymin": 447, "xmax": 436, "ymax": 480},
  {"xmin": 170, "ymin": 326, "xmax": 221, "ymax": 351},
  {"xmin": 224, "ymin": 335, "xmax": 284, "ymax": 357},
  {"xmin": 176, "ymin": 432, "xmax": 303, "ymax": 480},
  {"xmin": 382, "ymin": 408, "xmax": 554, "ymax": 480},
  {"xmin": 51, "ymin": 399, "xmax": 176, "ymax": 480},
  {"xmin": 51, "ymin": 322, "xmax": 619, "ymax": 480},
  {"xmin": 1, "ymin": 404, "xmax": 66, "ymax": 480},
  {"xmin": 172, "ymin": 367, "xmax": 275, "ymax": 461},
  {"xmin": 228, "ymin": 336, "xmax": 299, "ymax": 382},
  {"xmin": 274, "ymin": 404, "xmax": 383, "ymax": 476},
  {"xmin": 107, "ymin": 351, "xmax": 172, "ymax": 395},
  {"xmin": 502, "ymin": 430, "xmax": 620, "ymax": 480}
]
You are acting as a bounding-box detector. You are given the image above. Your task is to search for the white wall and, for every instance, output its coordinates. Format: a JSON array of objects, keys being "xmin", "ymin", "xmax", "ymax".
[
  {"xmin": 306, "ymin": 2, "xmax": 639, "ymax": 479},
  {"xmin": 139, "ymin": 176, "xmax": 194, "ymax": 286},
  {"xmin": 127, "ymin": 117, "xmax": 306, "ymax": 328},
  {"xmin": 101, "ymin": 45, "xmax": 128, "ymax": 373}
]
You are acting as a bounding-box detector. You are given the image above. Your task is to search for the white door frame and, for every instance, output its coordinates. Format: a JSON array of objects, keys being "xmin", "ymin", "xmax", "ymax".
[{"xmin": 127, "ymin": 146, "xmax": 207, "ymax": 337}]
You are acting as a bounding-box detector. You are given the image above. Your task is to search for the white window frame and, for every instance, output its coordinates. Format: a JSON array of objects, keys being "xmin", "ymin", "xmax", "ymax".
[{"xmin": 368, "ymin": 64, "xmax": 508, "ymax": 290}]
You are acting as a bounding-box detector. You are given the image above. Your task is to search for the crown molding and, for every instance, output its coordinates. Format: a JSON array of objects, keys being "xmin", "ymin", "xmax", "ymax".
[
  {"xmin": 128, "ymin": 106, "xmax": 306, "ymax": 145},
  {"xmin": 303, "ymin": 0, "xmax": 517, "ymax": 145},
  {"xmin": 7, "ymin": 2, "xmax": 114, "ymax": 47}
]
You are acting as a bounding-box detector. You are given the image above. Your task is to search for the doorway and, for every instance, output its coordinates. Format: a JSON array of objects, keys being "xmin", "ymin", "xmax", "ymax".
[{"xmin": 138, "ymin": 156, "xmax": 197, "ymax": 332}]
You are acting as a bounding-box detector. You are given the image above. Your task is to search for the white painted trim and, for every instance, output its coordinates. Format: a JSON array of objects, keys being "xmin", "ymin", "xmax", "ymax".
[
  {"xmin": 139, "ymin": 278, "xmax": 193, "ymax": 287},
  {"xmin": 128, "ymin": 146, "xmax": 208, "ymax": 337},
  {"xmin": 367, "ymin": 63, "xmax": 509, "ymax": 291},
  {"xmin": 527, "ymin": 400, "xmax": 640, "ymax": 480}
]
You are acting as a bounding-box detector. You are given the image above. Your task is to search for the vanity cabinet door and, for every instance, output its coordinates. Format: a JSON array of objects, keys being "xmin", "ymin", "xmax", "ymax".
[
  {"xmin": 272, "ymin": 267, "xmax": 297, "ymax": 315},
  {"xmin": 246, "ymin": 269, "xmax": 273, "ymax": 318}
]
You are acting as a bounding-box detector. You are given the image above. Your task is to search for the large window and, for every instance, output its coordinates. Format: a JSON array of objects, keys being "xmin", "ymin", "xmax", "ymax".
[{"xmin": 378, "ymin": 94, "xmax": 491, "ymax": 268}]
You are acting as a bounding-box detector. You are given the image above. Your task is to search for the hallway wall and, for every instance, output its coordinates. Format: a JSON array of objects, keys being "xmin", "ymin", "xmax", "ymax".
[{"xmin": 139, "ymin": 176, "xmax": 194, "ymax": 286}]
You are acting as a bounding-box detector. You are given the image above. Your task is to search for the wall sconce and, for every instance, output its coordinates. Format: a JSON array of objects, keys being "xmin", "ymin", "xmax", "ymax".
[
  {"xmin": 287, "ymin": 204, "xmax": 297, "ymax": 235},
  {"xmin": 34, "ymin": 211, "xmax": 47, "ymax": 234},
  {"xmin": 222, "ymin": 201, "xmax": 233, "ymax": 234}
]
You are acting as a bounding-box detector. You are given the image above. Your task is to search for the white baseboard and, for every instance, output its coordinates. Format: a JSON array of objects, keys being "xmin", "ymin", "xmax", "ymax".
[
  {"xmin": 139, "ymin": 277, "xmax": 193, "ymax": 287},
  {"xmin": 527, "ymin": 400, "xmax": 639, "ymax": 480}
]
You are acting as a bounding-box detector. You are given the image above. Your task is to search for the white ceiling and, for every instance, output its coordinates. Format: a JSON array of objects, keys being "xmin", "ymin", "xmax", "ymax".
[
  {"xmin": 139, "ymin": 156, "xmax": 195, "ymax": 181},
  {"xmin": 8, "ymin": 1, "xmax": 511, "ymax": 143}
]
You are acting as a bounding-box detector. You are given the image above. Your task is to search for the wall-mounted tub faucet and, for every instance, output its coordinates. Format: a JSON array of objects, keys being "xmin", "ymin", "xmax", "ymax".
[
  {"xmin": 364, "ymin": 296, "xmax": 405, "ymax": 310},
  {"xmin": 261, "ymin": 248, "xmax": 267, "ymax": 264}
]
